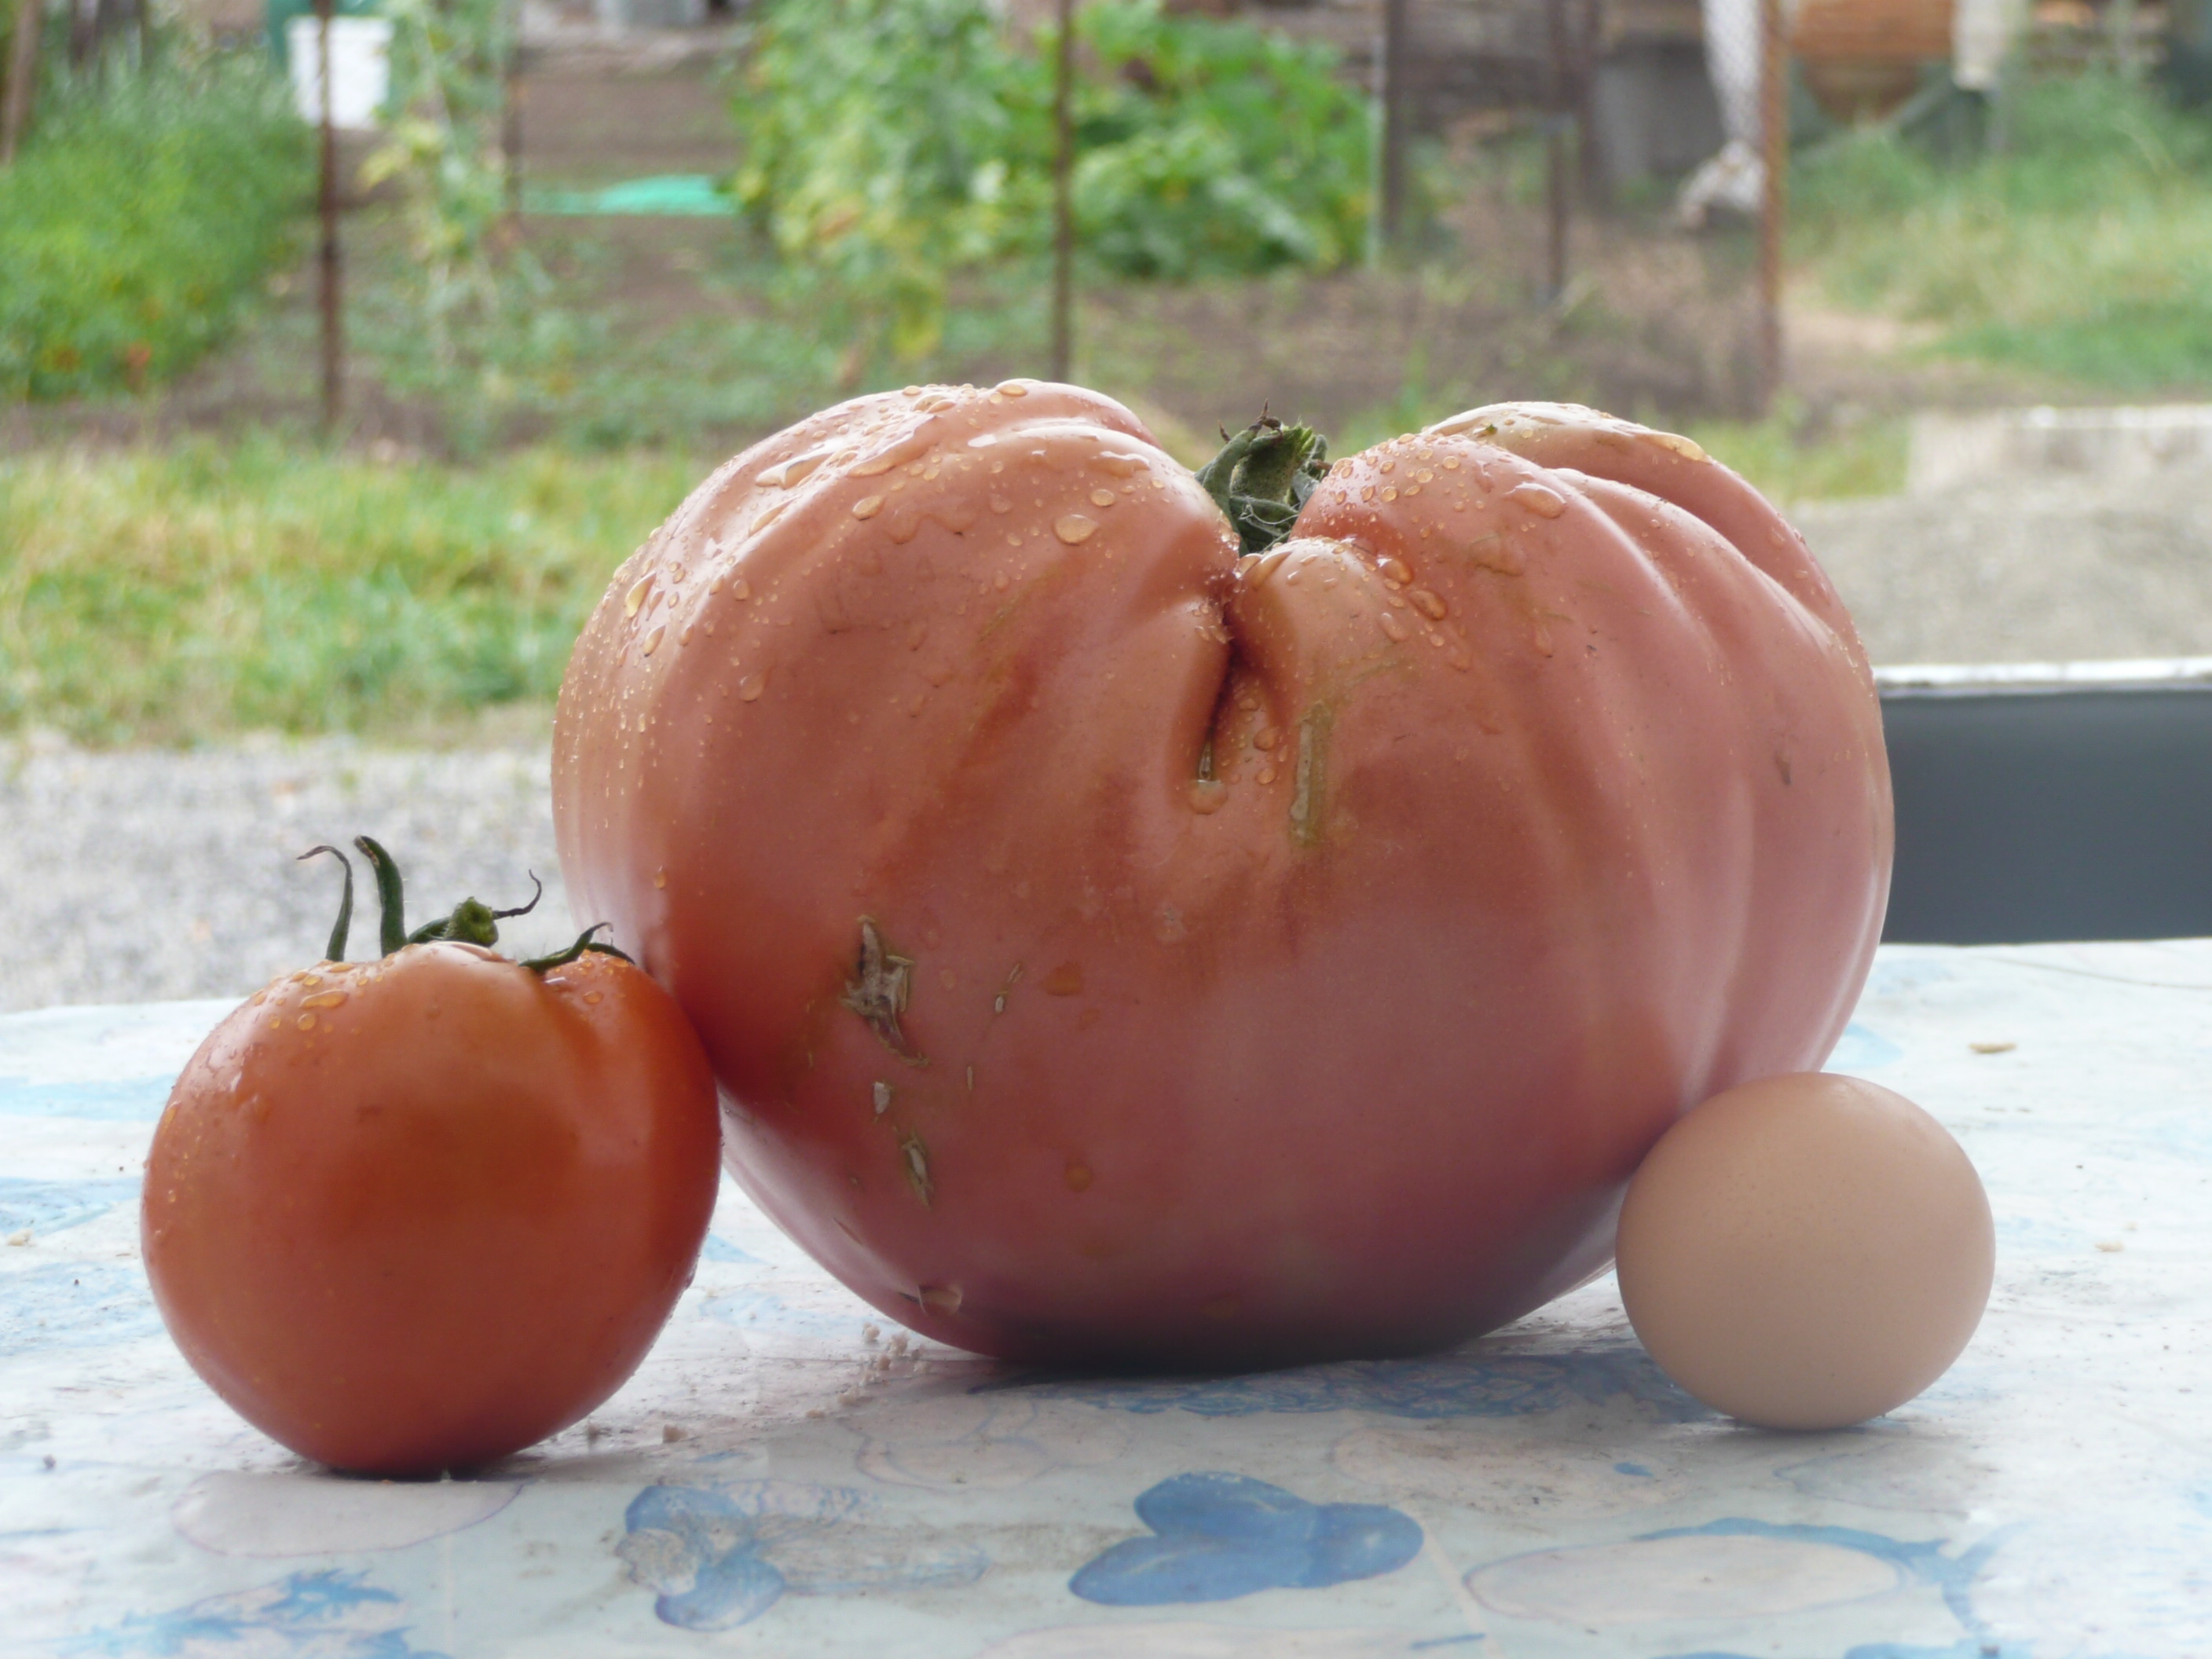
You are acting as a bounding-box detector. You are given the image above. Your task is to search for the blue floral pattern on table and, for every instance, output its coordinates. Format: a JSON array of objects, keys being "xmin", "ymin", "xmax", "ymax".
[
  {"xmin": 1007, "ymin": 1348, "xmax": 1708, "ymax": 1423},
  {"xmin": 1070, "ymin": 1474, "xmax": 1422, "ymax": 1606},
  {"xmin": 62, "ymin": 1569, "xmax": 445, "ymax": 1657},
  {"xmin": 617, "ymin": 1478, "xmax": 987, "ymax": 1631}
]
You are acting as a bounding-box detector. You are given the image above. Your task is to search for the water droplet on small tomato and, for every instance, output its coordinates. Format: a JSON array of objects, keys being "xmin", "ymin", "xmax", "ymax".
[
  {"xmin": 738, "ymin": 674, "xmax": 767, "ymax": 701},
  {"xmin": 624, "ymin": 573, "xmax": 654, "ymax": 617},
  {"xmin": 853, "ymin": 495, "xmax": 886, "ymax": 519},
  {"xmin": 654, "ymin": 868, "xmax": 668, "ymax": 888},
  {"xmin": 995, "ymin": 380, "xmax": 1028, "ymax": 397},
  {"xmin": 1090, "ymin": 489, "xmax": 1115, "ymax": 507},
  {"xmin": 642, "ymin": 624, "xmax": 666, "ymax": 656},
  {"xmin": 1054, "ymin": 514, "xmax": 1097, "ymax": 544}
]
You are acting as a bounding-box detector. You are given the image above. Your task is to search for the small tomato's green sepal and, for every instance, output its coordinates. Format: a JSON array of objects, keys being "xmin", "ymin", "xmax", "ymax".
[
  {"xmin": 522, "ymin": 923, "xmax": 635, "ymax": 975},
  {"xmin": 354, "ymin": 836, "xmax": 408, "ymax": 955},
  {"xmin": 405, "ymin": 873, "xmax": 544, "ymax": 949},
  {"xmin": 297, "ymin": 844, "xmax": 356, "ymax": 961}
]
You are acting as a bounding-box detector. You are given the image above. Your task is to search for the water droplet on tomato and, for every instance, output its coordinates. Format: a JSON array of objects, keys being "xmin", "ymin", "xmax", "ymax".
[
  {"xmin": 1410, "ymin": 588, "xmax": 1448, "ymax": 620},
  {"xmin": 738, "ymin": 674, "xmax": 767, "ymax": 701},
  {"xmin": 584, "ymin": 990, "xmax": 604, "ymax": 1005},
  {"xmin": 1509, "ymin": 482, "xmax": 1567, "ymax": 518},
  {"xmin": 624, "ymin": 573, "xmax": 654, "ymax": 617},
  {"xmin": 1187, "ymin": 778, "xmax": 1229, "ymax": 815},
  {"xmin": 643, "ymin": 624, "xmax": 666, "ymax": 656},
  {"xmin": 1379, "ymin": 556, "xmax": 1412, "ymax": 585},
  {"xmin": 654, "ymin": 868, "xmax": 668, "ymax": 888},
  {"xmin": 295, "ymin": 1013, "xmax": 316, "ymax": 1031},
  {"xmin": 853, "ymin": 495, "xmax": 885, "ymax": 520},
  {"xmin": 920, "ymin": 1283, "xmax": 963, "ymax": 1314},
  {"xmin": 1381, "ymin": 486, "xmax": 1398, "ymax": 502},
  {"xmin": 995, "ymin": 380, "xmax": 1028, "ymax": 397},
  {"xmin": 1089, "ymin": 489, "xmax": 1115, "ymax": 507},
  {"xmin": 1642, "ymin": 427, "xmax": 1708, "ymax": 462},
  {"xmin": 300, "ymin": 990, "xmax": 346, "ymax": 1010},
  {"xmin": 852, "ymin": 427, "xmax": 936, "ymax": 478},
  {"xmin": 1054, "ymin": 514, "xmax": 1097, "ymax": 544},
  {"xmin": 1379, "ymin": 611, "xmax": 1411, "ymax": 643}
]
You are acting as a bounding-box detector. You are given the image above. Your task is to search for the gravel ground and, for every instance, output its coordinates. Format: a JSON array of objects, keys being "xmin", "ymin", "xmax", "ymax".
[
  {"xmin": 8, "ymin": 476, "xmax": 2211, "ymax": 1014},
  {"xmin": 0, "ymin": 740, "xmax": 577, "ymax": 1014},
  {"xmin": 1802, "ymin": 474, "xmax": 2212, "ymax": 666}
]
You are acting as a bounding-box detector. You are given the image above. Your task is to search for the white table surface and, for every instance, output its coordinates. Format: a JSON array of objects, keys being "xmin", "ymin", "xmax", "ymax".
[{"xmin": 4, "ymin": 940, "xmax": 2209, "ymax": 1657}]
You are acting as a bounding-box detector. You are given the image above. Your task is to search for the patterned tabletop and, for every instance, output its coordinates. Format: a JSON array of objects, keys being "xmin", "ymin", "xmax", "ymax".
[{"xmin": 4, "ymin": 939, "xmax": 2209, "ymax": 1657}]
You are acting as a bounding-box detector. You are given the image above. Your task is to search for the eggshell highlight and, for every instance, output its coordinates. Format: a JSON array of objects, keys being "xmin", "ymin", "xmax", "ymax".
[{"xmin": 1615, "ymin": 1071, "xmax": 1994, "ymax": 1430}]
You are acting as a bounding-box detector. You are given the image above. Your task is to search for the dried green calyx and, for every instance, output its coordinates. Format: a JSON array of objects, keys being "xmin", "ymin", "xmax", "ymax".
[
  {"xmin": 297, "ymin": 837, "xmax": 632, "ymax": 975},
  {"xmin": 1196, "ymin": 412, "xmax": 1331, "ymax": 555}
]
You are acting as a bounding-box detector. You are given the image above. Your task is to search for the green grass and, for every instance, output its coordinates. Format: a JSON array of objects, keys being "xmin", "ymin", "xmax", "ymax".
[
  {"xmin": 1794, "ymin": 70, "xmax": 2212, "ymax": 390},
  {"xmin": 0, "ymin": 49, "xmax": 312, "ymax": 399},
  {"xmin": 0, "ymin": 438, "xmax": 703, "ymax": 745}
]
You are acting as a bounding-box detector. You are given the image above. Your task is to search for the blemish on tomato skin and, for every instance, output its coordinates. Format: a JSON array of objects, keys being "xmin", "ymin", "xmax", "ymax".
[{"xmin": 1064, "ymin": 1160, "xmax": 1093, "ymax": 1192}]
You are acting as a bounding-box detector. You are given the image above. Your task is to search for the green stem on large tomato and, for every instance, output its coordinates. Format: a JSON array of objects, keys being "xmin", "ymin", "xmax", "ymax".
[{"xmin": 1197, "ymin": 413, "xmax": 1331, "ymax": 555}]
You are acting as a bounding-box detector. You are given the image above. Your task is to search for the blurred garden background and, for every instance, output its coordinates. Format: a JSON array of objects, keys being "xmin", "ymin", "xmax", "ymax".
[{"xmin": 6, "ymin": 0, "xmax": 2212, "ymax": 749}]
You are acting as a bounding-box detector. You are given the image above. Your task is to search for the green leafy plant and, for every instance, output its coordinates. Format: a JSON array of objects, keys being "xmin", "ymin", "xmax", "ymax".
[
  {"xmin": 728, "ymin": 0, "xmax": 1041, "ymax": 361},
  {"xmin": 1070, "ymin": 2, "xmax": 1371, "ymax": 280},
  {"xmin": 362, "ymin": 0, "xmax": 531, "ymax": 368},
  {"xmin": 0, "ymin": 46, "xmax": 311, "ymax": 400},
  {"xmin": 727, "ymin": 0, "xmax": 1374, "ymax": 361}
]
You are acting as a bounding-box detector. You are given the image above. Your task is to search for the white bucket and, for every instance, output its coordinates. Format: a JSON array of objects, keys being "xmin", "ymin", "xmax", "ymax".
[{"xmin": 286, "ymin": 15, "xmax": 394, "ymax": 132}]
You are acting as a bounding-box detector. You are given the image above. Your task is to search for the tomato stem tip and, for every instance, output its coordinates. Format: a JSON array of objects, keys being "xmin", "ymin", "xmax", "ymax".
[
  {"xmin": 296, "ymin": 844, "xmax": 355, "ymax": 961},
  {"xmin": 522, "ymin": 923, "xmax": 635, "ymax": 974},
  {"xmin": 1197, "ymin": 411, "xmax": 1331, "ymax": 555}
]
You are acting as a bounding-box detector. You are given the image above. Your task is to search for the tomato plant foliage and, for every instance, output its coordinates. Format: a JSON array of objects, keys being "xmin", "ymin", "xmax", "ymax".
[{"xmin": 728, "ymin": 0, "xmax": 1372, "ymax": 355}]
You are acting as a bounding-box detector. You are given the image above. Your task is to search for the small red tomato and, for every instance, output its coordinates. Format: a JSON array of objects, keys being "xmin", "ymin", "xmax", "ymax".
[{"xmin": 142, "ymin": 840, "xmax": 720, "ymax": 1476}]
